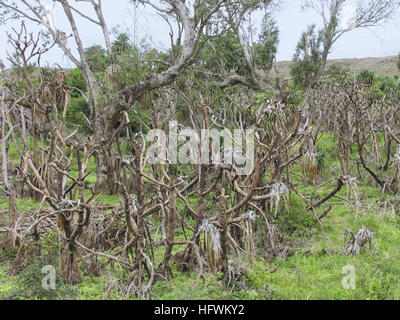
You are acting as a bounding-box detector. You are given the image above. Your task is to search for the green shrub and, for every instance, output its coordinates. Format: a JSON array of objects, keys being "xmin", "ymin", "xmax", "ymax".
[
  {"xmin": 240, "ymin": 259, "xmax": 275, "ymax": 300},
  {"xmin": 12, "ymin": 257, "xmax": 77, "ymax": 300},
  {"xmin": 277, "ymin": 195, "xmax": 316, "ymax": 238},
  {"xmin": 65, "ymin": 96, "xmax": 90, "ymax": 130},
  {"xmin": 324, "ymin": 63, "xmax": 351, "ymax": 82},
  {"xmin": 66, "ymin": 68, "xmax": 86, "ymax": 95},
  {"xmin": 10, "ymin": 231, "xmax": 77, "ymax": 300},
  {"xmin": 358, "ymin": 69, "xmax": 375, "ymax": 86},
  {"xmin": 1, "ymin": 246, "xmax": 18, "ymax": 261}
]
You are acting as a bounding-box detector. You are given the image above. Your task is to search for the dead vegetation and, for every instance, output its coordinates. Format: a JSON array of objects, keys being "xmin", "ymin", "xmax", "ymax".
[{"xmin": 0, "ymin": 0, "xmax": 399, "ymax": 300}]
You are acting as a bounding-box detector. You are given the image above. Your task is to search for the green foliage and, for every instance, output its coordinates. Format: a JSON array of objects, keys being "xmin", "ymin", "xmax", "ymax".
[
  {"xmin": 324, "ymin": 63, "xmax": 351, "ymax": 82},
  {"xmin": 3, "ymin": 232, "xmax": 77, "ymax": 300},
  {"xmin": 77, "ymin": 275, "xmax": 126, "ymax": 300},
  {"xmin": 316, "ymin": 133, "xmax": 337, "ymax": 167},
  {"xmin": 254, "ymin": 13, "xmax": 279, "ymax": 74},
  {"xmin": 242, "ymin": 258, "xmax": 275, "ymax": 300},
  {"xmin": 201, "ymin": 30, "xmax": 246, "ymax": 74},
  {"xmin": 65, "ymin": 96, "xmax": 90, "ymax": 129},
  {"xmin": 358, "ymin": 69, "xmax": 375, "ymax": 86},
  {"xmin": 64, "ymin": 67, "xmax": 90, "ymax": 130},
  {"xmin": 113, "ymin": 39, "xmax": 159, "ymax": 86},
  {"xmin": 127, "ymin": 107, "xmax": 151, "ymax": 135},
  {"xmin": 398, "ymin": 53, "xmax": 400, "ymax": 71},
  {"xmin": 9, "ymin": 64, "xmax": 39, "ymax": 91},
  {"xmin": 84, "ymin": 45, "xmax": 109, "ymax": 74},
  {"xmin": 367, "ymin": 73, "xmax": 400, "ymax": 101},
  {"xmin": 0, "ymin": 194, "xmax": 41, "ymax": 212},
  {"xmin": 200, "ymin": 11, "xmax": 278, "ymax": 80},
  {"xmin": 112, "ymin": 33, "xmax": 131, "ymax": 57},
  {"xmin": 290, "ymin": 24, "xmax": 323, "ymax": 89},
  {"xmin": 10, "ymin": 257, "xmax": 77, "ymax": 300},
  {"xmin": 1, "ymin": 246, "xmax": 18, "ymax": 261},
  {"xmin": 277, "ymin": 194, "xmax": 316, "ymax": 238},
  {"xmin": 286, "ymin": 87, "xmax": 304, "ymax": 107},
  {"xmin": 255, "ymin": 90, "xmax": 275, "ymax": 104},
  {"xmin": 66, "ymin": 68, "xmax": 86, "ymax": 95},
  {"xmin": 0, "ymin": 265, "xmax": 16, "ymax": 298},
  {"xmin": 71, "ymin": 34, "xmax": 164, "ymax": 88}
]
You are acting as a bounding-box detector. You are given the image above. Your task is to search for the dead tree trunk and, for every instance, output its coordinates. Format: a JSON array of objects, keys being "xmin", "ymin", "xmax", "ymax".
[{"xmin": 161, "ymin": 164, "xmax": 177, "ymax": 279}]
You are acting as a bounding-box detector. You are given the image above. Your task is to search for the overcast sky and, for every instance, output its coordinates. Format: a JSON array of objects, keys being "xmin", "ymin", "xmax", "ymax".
[{"xmin": 0, "ymin": 0, "xmax": 399, "ymax": 68}]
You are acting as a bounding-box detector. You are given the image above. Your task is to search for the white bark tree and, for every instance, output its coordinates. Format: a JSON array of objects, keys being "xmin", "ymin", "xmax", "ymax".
[
  {"xmin": 201, "ymin": 0, "xmax": 278, "ymax": 90},
  {"xmin": 0, "ymin": 88, "xmax": 23, "ymax": 235},
  {"xmin": 0, "ymin": 0, "xmax": 226, "ymax": 193},
  {"xmin": 302, "ymin": 0, "xmax": 399, "ymax": 77}
]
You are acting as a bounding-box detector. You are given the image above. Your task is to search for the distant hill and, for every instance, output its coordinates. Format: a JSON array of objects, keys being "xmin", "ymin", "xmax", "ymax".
[
  {"xmin": 2, "ymin": 56, "xmax": 399, "ymax": 82},
  {"xmin": 273, "ymin": 55, "xmax": 400, "ymax": 79}
]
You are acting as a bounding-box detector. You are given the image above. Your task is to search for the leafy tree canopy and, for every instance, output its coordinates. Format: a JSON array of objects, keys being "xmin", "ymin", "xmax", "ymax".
[{"xmin": 290, "ymin": 24, "xmax": 323, "ymax": 89}]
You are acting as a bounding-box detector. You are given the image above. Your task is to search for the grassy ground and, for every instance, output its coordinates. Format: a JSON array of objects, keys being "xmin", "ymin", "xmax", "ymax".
[
  {"xmin": 247, "ymin": 206, "xmax": 400, "ymax": 300},
  {"xmin": 2, "ymin": 195, "xmax": 399, "ymax": 300},
  {"xmin": 273, "ymin": 55, "xmax": 400, "ymax": 79}
]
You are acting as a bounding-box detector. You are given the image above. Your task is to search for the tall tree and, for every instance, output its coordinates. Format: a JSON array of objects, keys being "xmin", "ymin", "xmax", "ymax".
[
  {"xmin": 302, "ymin": 0, "xmax": 398, "ymax": 79},
  {"xmin": 198, "ymin": 0, "xmax": 279, "ymax": 90},
  {"xmin": 254, "ymin": 12, "xmax": 279, "ymax": 77},
  {"xmin": 291, "ymin": 24, "xmax": 323, "ymax": 89},
  {"xmin": 0, "ymin": 0, "xmax": 226, "ymax": 193}
]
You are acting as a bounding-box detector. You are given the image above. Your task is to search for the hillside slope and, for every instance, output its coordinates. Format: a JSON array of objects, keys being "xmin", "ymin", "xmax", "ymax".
[{"xmin": 273, "ymin": 55, "xmax": 400, "ymax": 78}]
